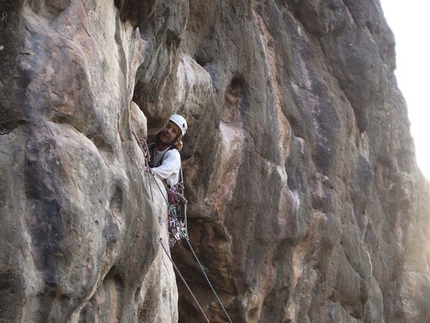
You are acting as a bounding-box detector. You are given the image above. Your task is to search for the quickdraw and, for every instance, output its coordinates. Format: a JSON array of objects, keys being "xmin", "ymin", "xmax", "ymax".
[{"xmin": 167, "ymin": 181, "xmax": 188, "ymax": 247}]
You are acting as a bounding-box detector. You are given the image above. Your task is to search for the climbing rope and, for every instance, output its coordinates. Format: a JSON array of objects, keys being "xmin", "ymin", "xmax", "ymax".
[
  {"xmin": 185, "ymin": 238, "xmax": 234, "ymax": 323},
  {"xmin": 160, "ymin": 237, "xmax": 211, "ymax": 323},
  {"xmin": 134, "ymin": 136, "xmax": 233, "ymax": 322}
]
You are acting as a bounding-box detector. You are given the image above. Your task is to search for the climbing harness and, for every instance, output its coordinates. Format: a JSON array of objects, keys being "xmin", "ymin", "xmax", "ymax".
[
  {"xmin": 151, "ymin": 171, "xmax": 189, "ymax": 247},
  {"xmin": 134, "ymin": 135, "xmax": 233, "ymax": 323},
  {"xmin": 167, "ymin": 167, "xmax": 189, "ymax": 246}
]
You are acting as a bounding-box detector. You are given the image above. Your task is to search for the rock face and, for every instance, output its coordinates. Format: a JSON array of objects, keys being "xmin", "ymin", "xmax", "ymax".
[{"xmin": 1, "ymin": 0, "xmax": 429, "ymax": 322}]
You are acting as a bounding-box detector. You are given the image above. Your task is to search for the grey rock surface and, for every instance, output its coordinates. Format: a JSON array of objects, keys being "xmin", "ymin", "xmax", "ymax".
[{"xmin": 0, "ymin": 0, "xmax": 429, "ymax": 322}]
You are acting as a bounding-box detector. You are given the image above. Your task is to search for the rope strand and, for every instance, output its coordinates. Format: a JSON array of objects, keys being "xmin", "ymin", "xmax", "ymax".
[
  {"xmin": 160, "ymin": 238, "xmax": 211, "ymax": 323},
  {"xmin": 185, "ymin": 238, "xmax": 234, "ymax": 323}
]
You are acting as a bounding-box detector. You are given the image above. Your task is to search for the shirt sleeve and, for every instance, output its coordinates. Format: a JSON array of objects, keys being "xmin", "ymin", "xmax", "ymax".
[{"xmin": 151, "ymin": 149, "xmax": 181, "ymax": 180}]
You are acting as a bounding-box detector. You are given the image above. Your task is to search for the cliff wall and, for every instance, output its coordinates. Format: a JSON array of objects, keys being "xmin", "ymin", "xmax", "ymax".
[{"xmin": 1, "ymin": 0, "xmax": 429, "ymax": 322}]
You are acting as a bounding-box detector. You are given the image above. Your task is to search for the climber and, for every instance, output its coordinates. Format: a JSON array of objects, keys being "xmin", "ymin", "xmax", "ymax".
[{"xmin": 147, "ymin": 114, "xmax": 187, "ymax": 188}]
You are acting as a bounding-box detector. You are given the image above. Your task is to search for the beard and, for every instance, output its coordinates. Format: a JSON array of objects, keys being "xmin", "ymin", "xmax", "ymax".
[{"xmin": 157, "ymin": 131, "xmax": 176, "ymax": 146}]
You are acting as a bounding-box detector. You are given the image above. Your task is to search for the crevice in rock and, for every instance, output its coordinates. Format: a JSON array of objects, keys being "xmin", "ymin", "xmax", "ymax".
[
  {"xmin": 0, "ymin": 267, "xmax": 24, "ymax": 322},
  {"xmin": 86, "ymin": 132, "xmax": 114, "ymax": 155},
  {"xmin": 0, "ymin": 119, "xmax": 27, "ymax": 135},
  {"xmin": 222, "ymin": 76, "xmax": 247, "ymax": 126},
  {"xmin": 26, "ymin": 0, "xmax": 71, "ymax": 22},
  {"xmin": 114, "ymin": 0, "xmax": 157, "ymax": 28},
  {"xmin": 84, "ymin": 267, "xmax": 126, "ymax": 321},
  {"xmin": 194, "ymin": 55, "xmax": 212, "ymax": 68}
]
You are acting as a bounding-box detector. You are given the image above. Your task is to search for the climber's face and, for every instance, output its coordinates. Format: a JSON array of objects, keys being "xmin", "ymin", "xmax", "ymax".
[{"xmin": 159, "ymin": 121, "xmax": 181, "ymax": 144}]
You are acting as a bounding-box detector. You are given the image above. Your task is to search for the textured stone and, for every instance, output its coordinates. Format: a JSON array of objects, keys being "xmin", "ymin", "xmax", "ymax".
[{"xmin": 1, "ymin": 0, "xmax": 429, "ymax": 322}]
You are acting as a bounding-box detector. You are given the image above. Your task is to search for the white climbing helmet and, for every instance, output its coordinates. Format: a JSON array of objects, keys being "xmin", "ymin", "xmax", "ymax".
[{"xmin": 169, "ymin": 114, "xmax": 187, "ymax": 136}]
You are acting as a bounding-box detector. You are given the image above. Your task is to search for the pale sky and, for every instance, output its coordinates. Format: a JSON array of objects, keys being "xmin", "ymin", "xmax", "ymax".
[{"xmin": 380, "ymin": 0, "xmax": 430, "ymax": 180}]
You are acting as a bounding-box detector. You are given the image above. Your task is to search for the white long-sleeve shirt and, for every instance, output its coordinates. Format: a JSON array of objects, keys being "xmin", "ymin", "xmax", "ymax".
[{"xmin": 149, "ymin": 145, "xmax": 181, "ymax": 187}]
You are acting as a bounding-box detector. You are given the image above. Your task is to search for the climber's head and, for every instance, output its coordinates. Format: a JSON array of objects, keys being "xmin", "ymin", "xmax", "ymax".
[
  {"xmin": 156, "ymin": 114, "xmax": 187, "ymax": 151},
  {"xmin": 169, "ymin": 114, "xmax": 187, "ymax": 136},
  {"xmin": 158, "ymin": 121, "xmax": 181, "ymax": 145}
]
